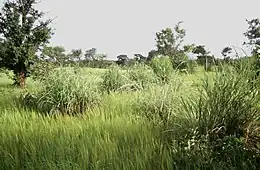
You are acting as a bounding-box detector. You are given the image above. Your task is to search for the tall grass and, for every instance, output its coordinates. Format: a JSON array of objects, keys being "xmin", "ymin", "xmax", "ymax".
[
  {"xmin": 150, "ymin": 56, "xmax": 173, "ymax": 83},
  {"xmin": 127, "ymin": 64, "xmax": 157, "ymax": 89},
  {"xmin": 0, "ymin": 61, "xmax": 260, "ymax": 169},
  {"xmin": 99, "ymin": 65, "xmax": 129, "ymax": 93},
  {"xmin": 21, "ymin": 68, "xmax": 101, "ymax": 115},
  {"xmin": 0, "ymin": 110, "xmax": 171, "ymax": 170},
  {"xmin": 164, "ymin": 64, "xmax": 260, "ymax": 169}
]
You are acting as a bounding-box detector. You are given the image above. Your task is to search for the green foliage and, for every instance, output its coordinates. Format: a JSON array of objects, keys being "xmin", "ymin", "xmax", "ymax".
[
  {"xmin": 127, "ymin": 64, "xmax": 157, "ymax": 89},
  {"xmin": 186, "ymin": 60, "xmax": 197, "ymax": 74},
  {"xmin": 150, "ymin": 56, "xmax": 173, "ymax": 83},
  {"xmin": 192, "ymin": 45, "xmax": 214, "ymax": 71},
  {"xmin": 192, "ymin": 45, "xmax": 209, "ymax": 56},
  {"xmin": 116, "ymin": 54, "xmax": 129, "ymax": 66},
  {"xmin": 100, "ymin": 65, "xmax": 128, "ymax": 93},
  {"xmin": 154, "ymin": 21, "xmax": 191, "ymax": 70},
  {"xmin": 221, "ymin": 47, "xmax": 233, "ymax": 58},
  {"xmin": 22, "ymin": 68, "xmax": 101, "ymax": 115},
  {"xmin": 196, "ymin": 55, "xmax": 215, "ymax": 72},
  {"xmin": 0, "ymin": 109, "xmax": 164, "ymax": 170},
  {"xmin": 30, "ymin": 60, "xmax": 55, "ymax": 82},
  {"xmin": 0, "ymin": 0, "xmax": 52, "ymax": 87},
  {"xmin": 244, "ymin": 18, "xmax": 260, "ymax": 77},
  {"xmin": 68, "ymin": 49, "xmax": 83, "ymax": 62},
  {"xmin": 84, "ymin": 48, "xmax": 97, "ymax": 60},
  {"xmin": 0, "ymin": 63, "xmax": 260, "ymax": 169},
  {"xmin": 244, "ymin": 18, "xmax": 260, "ymax": 56},
  {"xmin": 155, "ymin": 22, "xmax": 185, "ymax": 57},
  {"xmin": 172, "ymin": 65, "xmax": 260, "ymax": 166},
  {"xmin": 133, "ymin": 80, "xmax": 185, "ymax": 125}
]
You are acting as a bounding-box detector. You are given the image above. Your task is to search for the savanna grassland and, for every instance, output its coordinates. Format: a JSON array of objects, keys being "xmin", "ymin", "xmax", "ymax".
[
  {"xmin": 0, "ymin": 60, "xmax": 259, "ymax": 170},
  {"xmin": 0, "ymin": 1, "xmax": 259, "ymax": 169}
]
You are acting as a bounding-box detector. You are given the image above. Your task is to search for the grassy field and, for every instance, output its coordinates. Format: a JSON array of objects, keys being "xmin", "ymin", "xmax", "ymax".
[{"xmin": 0, "ymin": 65, "xmax": 259, "ymax": 170}]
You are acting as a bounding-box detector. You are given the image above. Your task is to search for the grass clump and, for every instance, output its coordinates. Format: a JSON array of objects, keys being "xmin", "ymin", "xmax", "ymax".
[
  {"xmin": 132, "ymin": 75, "xmax": 188, "ymax": 125},
  {"xmin": 127, "ymin": 64, "xmax": 158, "ymax": 89},
  {"xmin": 22, "ymin": 68, "xmax": 101, "ymax": 115},
  {"xmin": 150, "ymin": 56, "xmax": 173, "ymax": 83},
  {"xmin": 100, "ymin": 65, "xmax": 130, "ymax": 93},
  {"xmin": 166, "ymin": 66, "xmax": 260, "ymax": 169}
]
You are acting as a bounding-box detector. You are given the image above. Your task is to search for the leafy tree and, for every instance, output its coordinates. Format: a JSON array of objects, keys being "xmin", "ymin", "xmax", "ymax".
[
  {"xmin": 134, "ymin": 53, "xmax": 146, "ymax": 63},
  {"xmin": 84, "ymin": 48, "xmax": 96, "ymax": 61},
  {"xmin": 244, "ymin": 18, "xmax": 260, "ymax": 77},
  {"xmin": 91, "ymin": 53, "xmax": 107, "ymax": 68},
  {"xmin": 193, "ymin": 45, "xmax": 208, "ymax": 56},
  {"xmin": 147, "ymin": 49, "xmax": 159, "ymax": 61},
  {"xmin": 68, "ymin": 49, "xmax": 83, "ymax": 62},
  {"xmin": 154, "ymin": 21, "xmax": 190, "ymax": 69},
  {"xmin": 221, "ymin": 47, "xmax": 233, "ymax": 62},
  {"xmin": 192, "ymin": 45, "xmax": 208, "ymax": 70},
  {"xmin": 244, "ymin": 18, "xmax": 260, "ymax": 56},
  {"xmin": 95, "ymin": 53, "xmax": 107, "ymax": 61},
  {"xmin": 116, "ymin": 54, "xmax": 129, "ymax": 66},
  {"xmin": 192, "ymin": 45, "xmax": 213, "ymax": 71},
  {"xmin": 155, "ymin": 22, "xmax": 185, "ymax": 57},
  {"xmin": 41, "ymin": 46, "xmax": 67, "ymax": 66},
  {"xmin": 0, "ymin": 0, "xmax": 52, "ymax": 88}
]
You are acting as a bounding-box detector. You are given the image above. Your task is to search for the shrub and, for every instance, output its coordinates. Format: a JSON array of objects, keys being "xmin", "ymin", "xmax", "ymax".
[
  {"xmin": 30, "ymin": 60, "xmax": 56, "ymax": 82},
  {"xmin": 0, "ymin": 68, "xmax": 13, "ymax": 80},
  {"xmin": 22, "ymin": 68, "xmax": 101, "ymax": 115},
  {"xmin": 150, "ymin": 56, "xmax": 173, "ymax": 83}
]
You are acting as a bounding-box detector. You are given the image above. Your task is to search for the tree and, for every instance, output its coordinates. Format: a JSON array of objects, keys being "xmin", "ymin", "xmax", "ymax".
[
  {"xmin": 41, "ymin": 46, "xmax": 67, "ymax": 66},
  {"xmin": 244, "ymin": 18, "xmax": 260, "ymax": 77},
  {"xmin": 156, "ymin": 22, "xmax": 185, "ymax": 57},
  {"xmin": 84, "ymin": 48, "xmax": 96, "ymax": 61},
  {"xmin": 0, "ymin": 0, "xmax": 52, "ymax": 88},
  {"xmin": 116, "ymin": 54, "xmax": 129, "ymax": 66},
  {"xmin": 193, "ymin": 45, "xmax": 208, "ymax": 56},
  {"xmin": 221, "ymin": 47, "xmax": 233, "ymax": 62},
  {"xmin": 134, "ymin": 53, "xmax": 146, "ymax": 63},
  {"xmin": 192, "ymin": 45, "xmax": 212, "ymax": 71},
  {"xmin": 155, "ymin": 21, "xmax": 189, "ymax": 68},
  {"xmin": 68, "ymin": 49, "xmax": 83, "ymax": 62},
  {"xmin": 147, "ymin": 49, "xmax": 159, "ymax": 61},
  {"xmin": 244, "ymin": 18, "xmax": 260, "ymax": 56}
]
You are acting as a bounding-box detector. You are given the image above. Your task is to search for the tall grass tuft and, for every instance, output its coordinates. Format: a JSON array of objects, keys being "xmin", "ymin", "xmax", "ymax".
[
  {"xmin": 150, "ymin": 56, "xmax": 173, "ymax": 83},
  {"xmin": 127, "ymin": 64, "xmax": 158, "ymax": 90},
  {"xmin": 168, "ymin": 64, "xmax": 260, "ymax": 168},
  {"xmin": 99, "ymin": 65, "xmax": 129, "ymax": 93},
  {"xmin": 21, "ymin": 68, "xmax": 101, "ymax": 115},
  {"xmin": 132, "ymin": 74, "xmax": 189, "ymax": 125}
]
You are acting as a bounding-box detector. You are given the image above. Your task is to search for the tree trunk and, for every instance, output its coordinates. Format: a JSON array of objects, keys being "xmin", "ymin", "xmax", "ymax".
[
  {"xmin": 14, "ymin": 71, "xmax": 26, "ymax": 88},
  {"xmin": 19, "ymin": 71, "xmax": 26, "ymax": 88}
]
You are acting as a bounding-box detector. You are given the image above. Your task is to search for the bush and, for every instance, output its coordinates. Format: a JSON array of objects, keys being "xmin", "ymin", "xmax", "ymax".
[
  {"xmin": 22, "ymin": 68, "xmax": 101, "ymax": 115},
  {"xmin": 30, "ymin": 60, "xmax": 56, "ymax": 82},
  {"xmin": 0, "ymin": 68, "xmax": 13, "ymax": 80},
  {"xmin": 100, "ymin": 65, "xmax": 129, "ymax": 93},
  {"xmin": 127, "ymin": 64, "xmax": 158, "ymax": 89},
  {"xmin": 150, "ymin": 56, "xmax": 173, "ymax": 83}
]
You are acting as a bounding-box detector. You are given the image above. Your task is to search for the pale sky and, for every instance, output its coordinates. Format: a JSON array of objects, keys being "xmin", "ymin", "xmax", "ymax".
[{"xmin": 1, "ymin": 0, "xmax": 260, "ymax": 59}]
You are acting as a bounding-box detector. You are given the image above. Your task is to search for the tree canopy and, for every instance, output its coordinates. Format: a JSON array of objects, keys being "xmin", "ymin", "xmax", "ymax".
[{"xmin": 0, "ymin": 0, "xmax": 52, "ymax": 87}]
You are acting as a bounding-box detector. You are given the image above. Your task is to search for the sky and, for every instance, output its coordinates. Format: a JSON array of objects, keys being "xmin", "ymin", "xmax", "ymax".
[{"xmin": 1, "ymin": 0, "xmax": 260, "ymax": 59}]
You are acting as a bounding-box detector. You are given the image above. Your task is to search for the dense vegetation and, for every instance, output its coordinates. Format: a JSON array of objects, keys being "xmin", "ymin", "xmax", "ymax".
[{"xmin": 0, "ymin": 0, "xmax": 259, "ymax": 169}]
